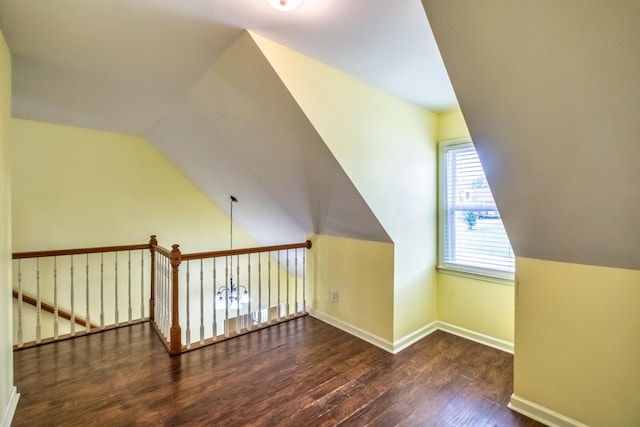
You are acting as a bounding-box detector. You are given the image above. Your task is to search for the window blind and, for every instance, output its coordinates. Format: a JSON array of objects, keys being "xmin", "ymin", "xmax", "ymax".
[{"xmin": 440, "ymin": 141, "xmax": 514, "ymax": 278}]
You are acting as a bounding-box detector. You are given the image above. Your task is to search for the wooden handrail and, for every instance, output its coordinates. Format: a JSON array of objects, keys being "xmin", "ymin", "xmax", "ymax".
[
  {"xmin": 12, "ymin": 243, "xmax": 151, "ymax": 259},
  {"xmin": 12, "ymin": 289, "xmax": 99, "ymax": 330},
  {"xmin": 152, "ymin": 244, "xmax": 173, "ymax": 258},
  {"xmin": 14, "ymin": 239, "xmax": 312, "ymax": 262},
  {"xmin": 180, "ymin": 240, "xmax": 312, "ymax": 261}
]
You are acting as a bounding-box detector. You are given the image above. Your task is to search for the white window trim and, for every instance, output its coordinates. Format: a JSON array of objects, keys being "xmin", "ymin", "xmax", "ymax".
[
  {"xmin": 438, "ymin": 138, "xmax": 515, "ymax": 282},
  {"xmin": 436, "ymin": 265, "xmax": 514, "ymax": 286}
]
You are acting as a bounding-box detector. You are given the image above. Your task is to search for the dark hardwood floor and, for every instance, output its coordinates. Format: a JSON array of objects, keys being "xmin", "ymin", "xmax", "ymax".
[{"xmin": 12, "ymin": 317, "xmax": 542, "ymax": 426}]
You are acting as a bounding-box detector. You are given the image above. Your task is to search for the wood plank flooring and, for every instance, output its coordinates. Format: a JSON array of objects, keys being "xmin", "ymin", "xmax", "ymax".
[{"xmin": 12, "ymin": 317, "xmax": 542, "ymax": 426}]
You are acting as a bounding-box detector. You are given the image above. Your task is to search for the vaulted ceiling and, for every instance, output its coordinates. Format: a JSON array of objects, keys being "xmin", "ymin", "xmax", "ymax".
[
  {"xmin": 146, "ymin": 32, "xmax": 390, "ymax": 245},
  {"xmin": 0, "ymin": 0, "xmax": 452, "ymax": 246},
  {"xmin": 1, "ymin": 0, "xmax": 456, "ymax": 133},
  {"xmin": 2, "ymin": 0, "xmax": 638, "ymax": 270}
]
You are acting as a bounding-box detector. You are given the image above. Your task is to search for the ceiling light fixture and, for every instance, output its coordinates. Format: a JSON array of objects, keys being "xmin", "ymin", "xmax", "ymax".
[
  {"xmin": 267, "ymin": 0, "xmax": 303, "ymax": 12},
  {"xmin": 216, "ymin": 195, "xmax": 249, "ymax": 310}
]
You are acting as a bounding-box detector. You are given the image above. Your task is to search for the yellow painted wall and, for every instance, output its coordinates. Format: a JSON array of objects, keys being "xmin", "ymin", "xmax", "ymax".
[
  {"xmin": 307, "ymin": 234, "xmax": 394, "ymax": 342},
  {"xmin": 437, "ymin": 108, "xmax": 470, "ymax": 142},
  {"xmin": 514, "ymin": 257, "xmax": 640, "ymax": 426},
  {"xmin": 0, "ymin": 29, "xmax": 16, "ymax": 424},
  {"xmin": 436, "ymin": 109, "xmax": 515, "ymax": 343},
  {"xmin": 252, "ymin": 33, "xmax": 438, "ymax": 343},
  {"xmin": 11, "ymin": 119, "xmax": 255, "ymax": 253},
  {"xmin": 437, "ymin": 273, "xmax": 514, "ymax": 342}
]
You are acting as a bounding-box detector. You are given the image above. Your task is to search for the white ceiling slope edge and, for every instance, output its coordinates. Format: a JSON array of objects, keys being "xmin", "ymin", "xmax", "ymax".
[
  {"xmin": 146, "ymin": 31, "xmax": 391, "ymax": 246},
  {"xmin": 423, "ymin": 0, "xmax": 640, "ymax": 270}
]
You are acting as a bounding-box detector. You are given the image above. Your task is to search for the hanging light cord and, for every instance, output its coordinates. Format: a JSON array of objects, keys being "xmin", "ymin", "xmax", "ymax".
[
  {"xmin": 229, "ymin": 196, "xmax": 238, "ymax": 287},
  {"xmin": 230, "ymin": 195, "xmax": 237, "ymax": 250}
]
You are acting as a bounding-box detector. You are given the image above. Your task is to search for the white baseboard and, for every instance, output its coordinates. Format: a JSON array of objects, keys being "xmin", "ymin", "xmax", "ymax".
[
  {"xmin": 307, "ymin": 311, "xmax": 442, "ymax": 354},
  {"xmin": 307, "ymin": 309, "xmax": 395, "ymax": 353},
  {"xmin": 435, "ymin": 321, "xmax": 514, "ymax": 354},
  {"xmin": 509, "ymin": 394, "xmax": 588, "ymax": 427},
  {"xmin": 392, "ymin": 321, "xmax": 439, "ymax": 354},
  {"xmin": 307, "ymin": 311, "xmax": 514, "ymax": 355},
  {"xmin": 1, "ymin": 387, "xmax": 19, "ymax": 427}
]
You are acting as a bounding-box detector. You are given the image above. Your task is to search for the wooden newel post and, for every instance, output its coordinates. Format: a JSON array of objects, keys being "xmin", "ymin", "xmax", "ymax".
[
  {"xmin": 169, "ymin": 244, "xmax": 182, "ymax": 355},
  {"xmin": 148, "ymin": 235, "xmax": 158, "ymax": 322}
]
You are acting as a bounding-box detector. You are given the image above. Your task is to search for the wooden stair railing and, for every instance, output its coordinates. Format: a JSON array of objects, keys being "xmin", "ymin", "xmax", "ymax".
[
  {"xmin": 12, "ymin": 289, "xmax": 100, "ymax": 330},
  {"xmin": 150, "ymin": 239, "xmax": 312, "ymax": 355},
  {"xmin": 12, "ymin": 237, "xmax": 156, "ymax": 349},
  {"xmin": 12, "ymin": 235, "xmax": 313, "ymax": 355}
]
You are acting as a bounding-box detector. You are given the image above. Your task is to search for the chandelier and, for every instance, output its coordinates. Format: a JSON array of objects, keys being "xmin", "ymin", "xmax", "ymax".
[{"xmin": 215, "ymin": 195, "xmax": 249, "ymax": 310}]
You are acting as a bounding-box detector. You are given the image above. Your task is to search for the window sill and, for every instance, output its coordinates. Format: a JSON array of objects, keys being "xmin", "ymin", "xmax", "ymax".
[{"xmin": 436, "ymin": 265, "xmax": 514, "ymax": 286}]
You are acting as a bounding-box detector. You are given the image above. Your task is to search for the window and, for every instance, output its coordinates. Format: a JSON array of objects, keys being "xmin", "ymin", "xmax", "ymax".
[{"xmin": 439, "ymin": 140, "xmax": 514, "ymax": 279}]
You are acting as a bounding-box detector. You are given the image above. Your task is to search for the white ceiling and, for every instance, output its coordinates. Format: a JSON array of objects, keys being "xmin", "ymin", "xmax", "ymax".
[{"xmin": 0, "ymin": 0, "xmax": 457, "ymax": 136}]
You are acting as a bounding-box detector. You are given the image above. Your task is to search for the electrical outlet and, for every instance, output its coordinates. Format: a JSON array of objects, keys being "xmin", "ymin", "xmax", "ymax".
[{"xmin": 331, "ymin": 290, "xmax": 339, "ymax": 302}]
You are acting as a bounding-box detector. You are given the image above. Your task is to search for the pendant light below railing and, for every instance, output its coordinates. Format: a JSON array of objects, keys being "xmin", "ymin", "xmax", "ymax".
[{"xmin": 215, "ymin": 196, "xmax": 249, "ymax": 310}]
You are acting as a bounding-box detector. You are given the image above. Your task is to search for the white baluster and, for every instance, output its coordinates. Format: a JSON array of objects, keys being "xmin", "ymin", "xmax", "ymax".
[
  {"xmin": 17, "ymin": 259, "xmax": 23, "ymax": 347},
  {"xmin": 128, "ymin": 250, "xmax": 132, "ymax": 323},
  {"xmin": 199, "ymin": 259, "xmax": 204, "ymax": 345},
  {"xmin": 277, "ymin": 251, "xmax": 282, "ymax": 320},
  {"xmin": 212, "ymin": 258, "xmax": 217, "ymax": 341},
  {"xmin": 295, "ymin": 249, "xmax": 299, "ymax": 315},
  {"xmin": 36, "ymin": 258, "xmax": 42, "ymax": 343},
  {"xmin": 161, "ymin": 258, "xmax": 164, "ymax": 335},
  {"xmin": 156, "ymin": 257, "xmax": 161, "ymax": 334},
  {"xmin": 163, "ymin": 256, "xmax": 169, "ymax": 339},
  {"xmin": 156, "ymin": 257, "xmax": 162, "ymax": 336},
  {"xmin": 268, "ymin": 253, "xmax": 272, "ymax": 323},
  {"xmin": 166, "ymin": 256, "xmax": 171, "ymax": 339},
  {"xmin": 258, "ymin": 253, "xmax": 263, "ymax": 326},
  {"xmin": 85, "ymin": 254, "xmax": 90, "ymax": 333},
  {"xmin": 53, "ymin": 257, "xmax": 59, "ymax": 339},
  {"xmin": 140, "ymin": 251, "xmax": 145, "ymax": 319},
  {"xmin": 236, "ymin": 254, "xmax": 240, "ymax": 335},
  {"xmin": 247, "ymin": 254, "xmax": 252, "ymax": 331},
  {"xmin": 100, "ymin": 253, "xmax": 105, "ymax": 329},
  {"xmin": 70, "ymin": 255, "xmax": 75, "ymax": 336},
  {"xmin": 162, "ymin": 256, "xmax": 169, "ymax": 338},
  {"xmin": 224, "ymin": 257, "xmax": 229, "ymax": 338},
  {"xmin": 185, "ymin": 261, "xmax": 191, "ymax": 349},
  {"xmin": 286, "ymin": 250, "xmax": 290, "ymax": 317},
  {"xmin": 114, "ymin": 253, "xmax": 119, "ymax": 326},
  {"xmin": 302, "ymin": 247, "xmax": 307, "ymax": 313}
]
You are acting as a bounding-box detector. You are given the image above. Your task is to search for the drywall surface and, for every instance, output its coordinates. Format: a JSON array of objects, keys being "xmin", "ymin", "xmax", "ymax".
[
  {"xmin": 11, "ymin": 118, "xmax": 255, "ymax": 253},
  {"xmin": 253, "ymin": 33, "xmax": 438, "ymax": 342},
  {"xmin": 515, "ymin": 257, "xmax": 640, "ymax": 426}
]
